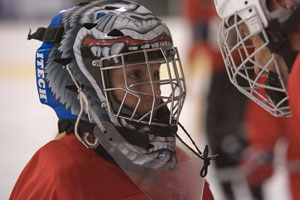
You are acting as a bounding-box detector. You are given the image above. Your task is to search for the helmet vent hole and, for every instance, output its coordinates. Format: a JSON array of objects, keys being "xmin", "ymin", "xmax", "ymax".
[
  {"xmin": 107, "ymin": 29, "xmax": 124, "ymax": 37},
  {"xmin": 249, "ymin": 8, "xmax": 252, "ymax": 12},
  {"xmin": 105, "ymin": 6, "xmax": 119, "ymax": 10},
  {"xmin": 244, "ymin": 1, "xmax": 248, "ymax": 4},
  {"xmin": 83, "ymin": 23, "xmax": 97, "ymax": 30},
  {"xmin": 78, "ymin": 2, "xmax": 90, "ymax": 6}
]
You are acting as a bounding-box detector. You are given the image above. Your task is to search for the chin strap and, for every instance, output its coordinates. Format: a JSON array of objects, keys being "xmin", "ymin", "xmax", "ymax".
[
  {"xmin": 64, "ymin": 63, "xmax": 107, "ymax": 148},
  {"xmin": 28, "ymin": 26, "xmax": 64, "ymax": 43},
  {"xmin": 176, "ymin": 122, "xmax": 218, "ymax": 177},
  {"xmin": 265, "ymin": 4, "xmax": 300, "ymax": 72}
]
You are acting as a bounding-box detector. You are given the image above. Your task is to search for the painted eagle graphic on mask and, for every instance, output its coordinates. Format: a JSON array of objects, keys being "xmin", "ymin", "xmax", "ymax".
[{"xmin": 31, "ymin": 0, "xmax": 187, "ymax": 169}]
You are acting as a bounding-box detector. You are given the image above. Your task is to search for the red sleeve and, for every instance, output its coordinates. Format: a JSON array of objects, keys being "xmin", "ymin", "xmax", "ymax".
[
  {"xmin": 9, "ymin": 145, "xmax": 58, "ymax": 200},
  {"xmin": 245, "ymin": 101, "xmax": 282, "ymax": 149},
  {"xmin": 10, "ymin": 135, "xmax": 150, "ymax": 200},
  {"xmin": 202, "ymin": 180, "xmax": 214, "ymax": 200},
  {"xmin": 183, "ymin": 0, "xmax": 216, "ymax": 23},
  {"xmin": 10, "ymin": 135, "xmax": 215, "ymax": 200},
  {"xmin": 288, "ymin": 53, "xmax": 300, "ymax": 137}
]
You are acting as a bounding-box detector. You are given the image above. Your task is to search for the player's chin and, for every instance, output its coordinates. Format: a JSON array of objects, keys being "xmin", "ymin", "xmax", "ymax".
[{"xmin": 137, "ymin": 99, "xmax": 160, "ymax": 113}]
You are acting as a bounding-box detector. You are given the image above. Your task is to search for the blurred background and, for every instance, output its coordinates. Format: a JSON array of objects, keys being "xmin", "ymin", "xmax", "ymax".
[{"xmin": 0, "ymin": 0, "xmax": 292, "ymax": 199}]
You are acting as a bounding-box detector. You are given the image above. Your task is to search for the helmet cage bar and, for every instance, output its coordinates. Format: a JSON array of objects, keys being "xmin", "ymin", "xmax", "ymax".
[
  {"xmin": 144, "ymin": 49, "xmax": 156, "ymax": 124},
  {"xmin": 99, "ymin": 47, "xmax": 186, "ymax": 126},
  {"xmin": 170, "ymin": 53, "xmax": 186, "ymax": 124},
  {"xmin": 103, "ymin": 79, "xmax": 184, "ymax": 123},
  {"xmin": 103, "ymin": 87, "xmax": 141, "ymax": 120},
  {"xmin": 173, "ymin": 47, "xmax": 186, "ymax": 123},
  {"xmin": 237, "ymin": 83, "xmax": 289, "ymax": 115},
  {"xmin": 127, "ymin": 80, "xmax": 183, "ymax": 99},
  {"xmin": 219, "ymin": 8, "xmax": 291, "ymax": 116}
]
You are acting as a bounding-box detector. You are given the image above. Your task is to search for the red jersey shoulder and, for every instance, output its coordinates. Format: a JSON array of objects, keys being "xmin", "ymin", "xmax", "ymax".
[
  {"xmin": 10, "ymin": 134, "xmax": 147, "ymax": 200},
  {"xmin": 36, "ymin": 136, "xmax": 80, "ymax": 169},
  {"xmin": 288, "ymin": 53, "xmax": 300, "ymax": 131}
]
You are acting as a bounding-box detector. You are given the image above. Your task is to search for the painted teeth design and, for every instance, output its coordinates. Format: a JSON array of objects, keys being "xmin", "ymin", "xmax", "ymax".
[
  {"xmin": 150, "ymin": 42, "xmax": 159, "ymax": 48},
  {"xmin": 128, "ymin": 46, "xmax": 138, "ymax": 50},
  {"xmin": 149, "ymin": 135, "xmax": 175, "ymax": 142},
  {"xmin": 91, "ymin": 46, "xmax": 102, "ymax": 57},
  {"xmin": 133, "ymin": 153, "xmax": 156, "ymax": 165},
  {"xmin": 146, "ymin": 151, "xmax": 159, "ymax": 160},
  {"xmin": 121, "ymin": 24, "xmax": 169, "ymax": 41},
  {"xmin": 118, "ymin": 143, "xmax": 130, "ymax": 154},
  {"xmin": 102, "ymin": 46, "xmax": 110, "ymax": 57},
  {"xmin": 91, "ymin": 46, "xmax": 97, "ymax": 56},
  {"xmin": 111, "ymin": 43, "xmax": 125, "ymax": 55},
  {"xmin": 149, "ymin": 141, "xmax": 175, "ymax": 152},
  {"xmin": 141, "ymin": 44, "xmax": 150, "ymax": 49},
  {"xmin": 108, "ymin": 135, "xmax": 175, "ymax": 167},
  {"xmin": 126, "ymin": 151, "xmax": 138, "ymax": 160},
  {"xmin": 78, "ymin": 24, "xmax": 173, "ymax": 59}
]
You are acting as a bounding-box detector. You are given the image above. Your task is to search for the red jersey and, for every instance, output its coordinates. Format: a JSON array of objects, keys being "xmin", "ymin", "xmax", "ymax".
[
  {"xmin": 288, "ymin": 53, "xmax": 300, "ymax": 139},
  {"xmin": 183, "ymin": 0, "xmax": 216, "ymax": 24},
  {"xmin": 245, "ymin": 100, "xmax": 300, "ymax": 200},
  {"xmin": 245, "ymin": 100, "xmax": 300, "ymax": 161},
  {"xmin": 10, "ymin": 134, "xmax": 214, "ymax": 200}
]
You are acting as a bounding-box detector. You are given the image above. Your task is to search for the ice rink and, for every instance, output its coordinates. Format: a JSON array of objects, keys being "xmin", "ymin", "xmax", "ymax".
[{"xmin": 0, "ymin": 19, "xmax": 290, "ymax": 200}]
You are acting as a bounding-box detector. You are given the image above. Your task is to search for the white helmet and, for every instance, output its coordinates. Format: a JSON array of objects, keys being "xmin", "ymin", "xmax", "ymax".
[{"xmin": 214, "ymin": 0, "xmax": 300, "ymax": 117}]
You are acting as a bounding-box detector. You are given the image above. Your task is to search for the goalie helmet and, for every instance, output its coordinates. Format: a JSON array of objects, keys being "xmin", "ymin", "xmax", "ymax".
[
  {"xmin": 29, "ymin": 0, "xmax": 187, "ymax": 168},
  {"xmin": 214, "ymin": 0, "xmax": 300, "ymax": 117},
  {"xmin": 32, "ymin": 0, "xmax": 185, "ymax": 125},
  {"xmin": 29, "ymin": 1, "xmax": 207, "ymax": 199}
]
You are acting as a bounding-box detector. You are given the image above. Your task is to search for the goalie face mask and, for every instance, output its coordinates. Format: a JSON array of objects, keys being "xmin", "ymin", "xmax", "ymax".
[
  {"xmin": 214, "ymin": 0, "xmax": 300, "ymax": 117},
  {"xmin": 218, "ymin": 10, "xmax": 290, "ymax": 117},
  {"xmin": 92, "ymin": 47, "xmax": 186, "ymax": 127}
]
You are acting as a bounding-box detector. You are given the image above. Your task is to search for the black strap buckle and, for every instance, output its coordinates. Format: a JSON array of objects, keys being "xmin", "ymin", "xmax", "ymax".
[
  {"xmin": 43, "ymin": 26, "xmax": 64, "ymax": 43},
  {"xmin": 28, "ymin": 26, "xmax": 64, "ymax": 44}
]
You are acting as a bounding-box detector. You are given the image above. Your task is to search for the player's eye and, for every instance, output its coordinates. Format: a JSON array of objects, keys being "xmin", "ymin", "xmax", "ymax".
[
  {"xmin": 128, "ymin": 70, "xmax": 140, "ymax": 79},
  {"xmin": 154, "ymin": 70, "xmax": 160, "ymax": 80}
]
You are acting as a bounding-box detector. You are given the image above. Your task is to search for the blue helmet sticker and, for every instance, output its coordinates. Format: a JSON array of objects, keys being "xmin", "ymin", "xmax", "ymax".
[{"xmin": 35, "ymin": 6, "xmax": 76, "ymax": 119}]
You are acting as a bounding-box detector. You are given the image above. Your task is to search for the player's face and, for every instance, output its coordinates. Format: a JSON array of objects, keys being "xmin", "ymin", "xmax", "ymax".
[
  {"xmin": 238, "ymin": 0, "xmax": 291, "ymax": 85},
  {"xmin": 109, "ymin": 63, "xmax": 161, "ymax": 115}
]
